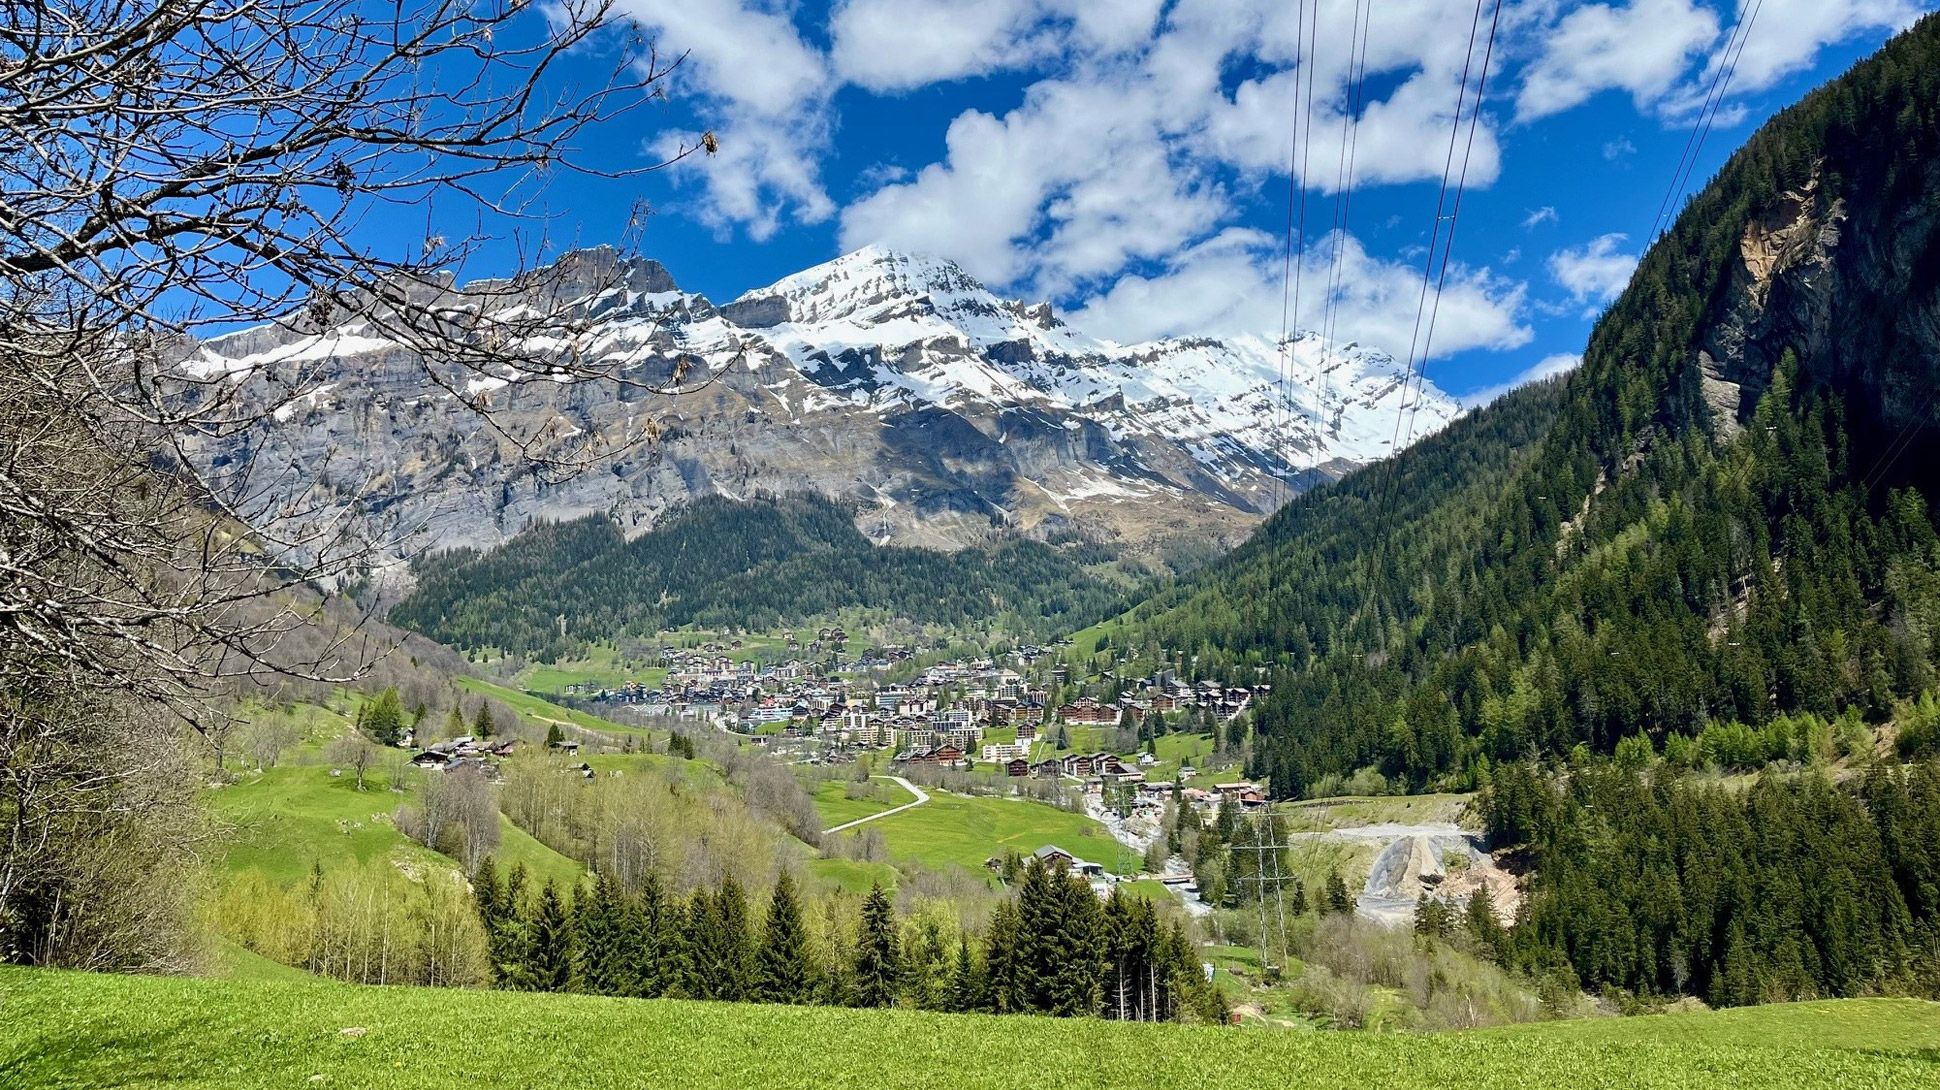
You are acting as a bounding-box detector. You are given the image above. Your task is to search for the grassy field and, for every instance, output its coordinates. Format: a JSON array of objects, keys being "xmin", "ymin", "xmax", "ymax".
[
  {"xmin": 456, "ymin": 675, "xmax": 649, "ymax": 736},
  {"xmin": 837, "ymin": 790, "xmax": 1131, "ymax": 875},
  {"xmin": 809, "ymin": 778, "xmax": 909, "ymax": 827},
  {"xmin": 207, "ymin": 757, "xmax": 449, "ymax": 886},
  {"xmin": 5, "ymin": 968, "xmax": 1935, "ymax": 1090},
  {"xmin": 1472, "ymin": 997, "xmax": 1940, "ymax": 1052},
  {"xmin": 1276, "ymin": 793, "xmax": 1475, "ymax": 832},
  {"xmin": 515, "ymin": 645, "xmax": 670, "ymax": 695}
]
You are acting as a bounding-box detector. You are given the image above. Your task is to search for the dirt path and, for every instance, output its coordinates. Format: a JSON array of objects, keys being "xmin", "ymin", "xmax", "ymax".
[{"xmin": 823, "ymin": 776, "xmax": 930, "ymax": 834}]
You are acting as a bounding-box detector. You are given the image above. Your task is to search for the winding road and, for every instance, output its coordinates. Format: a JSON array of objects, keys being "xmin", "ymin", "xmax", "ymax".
[{"xmin": 823, "ymin": 775, "xmax": 930, "ymax": 834}]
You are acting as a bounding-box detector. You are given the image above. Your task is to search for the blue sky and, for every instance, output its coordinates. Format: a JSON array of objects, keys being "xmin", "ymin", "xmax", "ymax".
[{"xmin": 432, "ymin": 0, "xmax": 1932, "ymax": 403}]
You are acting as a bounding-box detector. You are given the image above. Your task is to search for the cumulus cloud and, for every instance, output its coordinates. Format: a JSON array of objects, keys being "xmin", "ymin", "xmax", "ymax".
[
  {"xmin": 1695, "ymin": 0, "xmax": 1922, "ymax": 99},
  {"xmin": 1548, "ymin": 233, "xmax": 1639, "ymax": 305},
  {"xmin": 1068, "ymin": 229, "xmax": 1531, "ymax": 359},
  {"xmin": 618, "ymin": 0, "xmax": 836, "ymax": 238},
  {"xmin": 1516, "ymin": 0, "xmax": 1720, "ymax": 121},
  {"xmin": 840, "ymin": 72, "xmax": 1228, "ymax": 293},
  {"xmin": 1459, "ymin": 352, "xmax": 1583, "ymax": 408},
  {"xmin": 829, "ymin": 0, "xmax": 1164, "ymax": 91}
]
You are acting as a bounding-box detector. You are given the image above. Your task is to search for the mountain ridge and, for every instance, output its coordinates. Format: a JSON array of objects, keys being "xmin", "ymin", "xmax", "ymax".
[{"xmin": 183, "ymin": 243, "xmax": 1460, "ymax": 570}]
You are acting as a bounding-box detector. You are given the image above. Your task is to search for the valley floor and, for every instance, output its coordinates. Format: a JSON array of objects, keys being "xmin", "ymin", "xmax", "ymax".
[{"xmin": 3, "ymin": 968, "xmax": 1935, "ymax": 1089}]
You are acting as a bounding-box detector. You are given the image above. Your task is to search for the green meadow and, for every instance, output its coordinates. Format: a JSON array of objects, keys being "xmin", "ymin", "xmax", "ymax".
[
  {"xmin": 5, "ymin": 968, "xmax": 1934, "ymax": 1090},
  {"xmin": 832, "ymin": 789, "xmax": 1130, "ymax": 875}
]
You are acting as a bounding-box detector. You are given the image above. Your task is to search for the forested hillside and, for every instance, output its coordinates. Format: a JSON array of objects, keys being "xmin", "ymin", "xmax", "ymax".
[
  {"xmin": 391, "ymin": 494, "xmax": 1126, "ymax": 657},
  {"xmin": 1108, "ymin": 14, "xmax": 1940, "ymax": 796}
]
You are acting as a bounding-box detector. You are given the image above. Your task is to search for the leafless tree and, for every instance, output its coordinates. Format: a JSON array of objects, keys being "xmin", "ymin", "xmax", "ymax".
[
  {"xmin": 327, "ymin": 734, "xmax": 378, "ymax": 790},
  {"xmin": 1, "ymin": 0, "xmax": 715, "ymax": 965},
  {"xmin": 0, "ymin": 0, "xmax": 724, "ymax": 709}
]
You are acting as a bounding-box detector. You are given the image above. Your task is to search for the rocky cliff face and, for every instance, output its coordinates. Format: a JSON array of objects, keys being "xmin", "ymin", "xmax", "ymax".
[
  {"xmin": 1695, "ymin": 154, "xmax": 1940, "ymax": 459},
  {"xmin": 182, "ymin": 245, "xmax": 1461, "ymax": 567}
]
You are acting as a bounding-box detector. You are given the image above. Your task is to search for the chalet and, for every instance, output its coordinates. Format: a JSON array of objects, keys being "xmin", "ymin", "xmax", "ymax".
[
  {"xmin": 1032, "ymin": 844, "xmax": 1104, "ymax": 877},
  {"xmin": 1031, "ymin": 759, "xmax": 1065, "ymax": 779},
  {"xmin": 1004, "ymin": 758, "xmax": 1031, "ymax": 777}
]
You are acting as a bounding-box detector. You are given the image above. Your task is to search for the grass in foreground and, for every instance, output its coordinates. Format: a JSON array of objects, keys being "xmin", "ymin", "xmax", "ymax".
[{"xmin": 3, "ymin": 968, "xmax": 1935, "ymax": 1090}]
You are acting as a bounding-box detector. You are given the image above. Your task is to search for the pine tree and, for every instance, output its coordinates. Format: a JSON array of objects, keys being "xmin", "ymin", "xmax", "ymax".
[
  {"xmin": 362, "ymin": 687, "xmax": 405, "ymax": 746},
  {"xmin": 755, "ymin": 871, "xmax": 814, "ymax": 1004},
  {"xmin": 852, "ymin": 882, "xmax": 901, "ymax": 1007},
  {"xmin": 1323, "ymin": 870, "xmax": 1353, "ymax": 915},
  {"xmin": 440, "ymin": 701, "xmax": 465, "ymax": 743},
  {"xmin": 981, "ymin": 898, "xmax": 1025, "ymax": 1013},
  {"xmin": 1012, "ymin": 858, "xmax": 1061, "ymax": 1013},
  {"xmin": 627, "ymin": 871, "xmax": 668, "ymax": 998},
  {"xmin": 945, "ymin": 937, "xmax": 986, "ymax": 1013},
  {"xmin": 681, "ymin": 886, "xmax": 719, "ymax": 999},
  {"xmin": 575, "ymin": 872, "xmax": 627, "ymax": 995},
  {"xmin": 528, "ymin": 880, "xmax": 575, "ymax": 992},
  {"xmin": 714, "ymin": 876, "xmax": 755, "ymax": 1002},
  {"xmin": 473, "ymin": 701, "xmax": 496, "ymax": 738}
]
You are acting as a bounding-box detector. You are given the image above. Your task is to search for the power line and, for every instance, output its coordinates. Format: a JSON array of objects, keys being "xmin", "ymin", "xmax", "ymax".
[
  {"xmin": 1314, "ymin": 0, "xmax": 1374, "ymax": 494},
  {"xmin": 1388, "ymin": 0, "xmax": 1491, "ymax": 462},
  {"xmin": 1645, "ymin": 0, "xmax": 1767, "ymax": 247},
  {"xmin": 1406, "ymin": 0, "xmax": 1506, "ymax": 448},
  {"xmin": 1273, "ymin": 0, "xmax": 1314, "ymax": 518}
]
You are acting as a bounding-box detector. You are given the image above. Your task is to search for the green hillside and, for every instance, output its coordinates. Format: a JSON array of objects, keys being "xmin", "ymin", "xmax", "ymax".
[
  {"xmin": 5, "ymin": 969, "xmax": 1934, "ymax": 1090},
  {"xmin": 1106, "ymin": 14, "xmax": 1940, "ymax": 795},
  {"xmin": 390, "ymin": 493, "xmax": 1128, "ymax": 658}
]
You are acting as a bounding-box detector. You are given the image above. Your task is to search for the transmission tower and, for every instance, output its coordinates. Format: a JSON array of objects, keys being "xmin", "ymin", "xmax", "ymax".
[{"xmin": 1233, "ymin": 804, "xmax": 1294, "ymax": 977}]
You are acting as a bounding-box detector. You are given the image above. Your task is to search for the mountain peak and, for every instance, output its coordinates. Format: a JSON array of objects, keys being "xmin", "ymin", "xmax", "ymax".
[{"xmin": 727, "ymin": 245, "xmax": 991, "ymax": 329}]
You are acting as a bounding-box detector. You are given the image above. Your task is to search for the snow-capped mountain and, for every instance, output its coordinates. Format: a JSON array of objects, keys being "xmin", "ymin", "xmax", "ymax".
[{"xmin": 184, "ymin": 245, "xmax": 1460, "ymax": 566}]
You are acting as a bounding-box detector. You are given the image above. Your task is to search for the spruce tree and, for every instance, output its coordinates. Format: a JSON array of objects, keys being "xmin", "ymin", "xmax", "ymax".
[
  {"xmin": 473, "ymin": 701, "xmax": 496, "ymax": 738},
  {"xmin": 712, "ymin": 875, "xmax": 755, "ymax": 1002},
  {"xmin": 1323, "ymin": 870, "xmax": 1353, "ymax": 915},
  {"xmin": 528, "ymin": 880, "xmax": 575, "ymax": 992},
  {"xmin": 981, "ymin": 898, "xmax": 1025, "ymax": 1013},
  {"xmin": 631, "ymin": 871, "xmax": 668, "ymax": 998},
  {"xmin": 363, "ymin": 686, "xmax": 405, "ymax": 746},
  {"xmin": 575, "ymin": 872, "xmax": 626, "ymax": 995},
  {"xmin": 755, "ymin": 871, "xmax": 814, "ymax": 1004},
  {"xmin": 944, "ymin": 937, "xmax": 986, "ymax": 1013},
  {"xmin": 852, "ymin": 882, "xmax": 901, "ymax": 1007},
  {"xmin": 681, "ymin": 886, "xmax": 719, "ymax": 999},
  {"xmin": 440, "ymin": 701, "xmax": 465, "ymax": 743}
]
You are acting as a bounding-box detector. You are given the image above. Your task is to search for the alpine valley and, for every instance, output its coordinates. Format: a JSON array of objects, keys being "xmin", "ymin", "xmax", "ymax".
[{"xmin": 183, "ymin": 244, "xmax": 1460, "ymax": 567}]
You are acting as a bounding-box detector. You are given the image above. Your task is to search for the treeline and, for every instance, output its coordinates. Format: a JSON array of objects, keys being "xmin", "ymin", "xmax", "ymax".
[
  {"xmin": 1094, "ymin": 14, "xmax": 1940, "ymax": 797},
  {"xmin": 1481, "ymin": 760, "xmax": 1940, "ymax": 1004},
  {"xmin": 390, "ymin": 494, "xmax": 1126, "ymax": 659},
  {"xmin": 473, "ymin": 857, "xmax": 1225, "ymax": 1022},
  {"xmin": 217, "ymin": 861, "xmax": 489, "ymax": 987}
]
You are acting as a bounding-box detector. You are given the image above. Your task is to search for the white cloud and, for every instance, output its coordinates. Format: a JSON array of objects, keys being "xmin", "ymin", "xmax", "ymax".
[
  {"xmin": 618, "ymin": 0, "xmax": 826, "ymax": 115},
  {"xmin": 1603, "ymin": 135, "xmax": 1637, "ymax": 160},
  {"xmin": 830, "ymin": 0, "xmax": 1055, "ymax": 92},
  {"xmin": 829, "ymin": 0, "xmax": 1166, "ymax": 91},
  {"xmin": 840, "ymin": 72, "xmax": 1227, "ymax": 293},
  {"xmin": 619, "ymin": 0, "xmax": 836, "ymax": 239},
  {"xmin": 1459, "ymin": 352, "xmax": 1583, "ymax": 408},
  {"xmin": 1674, "ymin": 0, "xmax": 1922, "ymax": 106},
  {"xmin": 1522, "ymin": 206, "xmax": 1559, "ymax": 229},
  {"xmin": 1548, "ymin": 233, "xmax": 1639, "ymax": 305},
  {"xmin": 1516, "ymin": 0, "xmax": 1720, "ymax": 121},
  {"xmin": 1069, "ymin": 229, "xmax": 1531, "ymax": 359}
]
